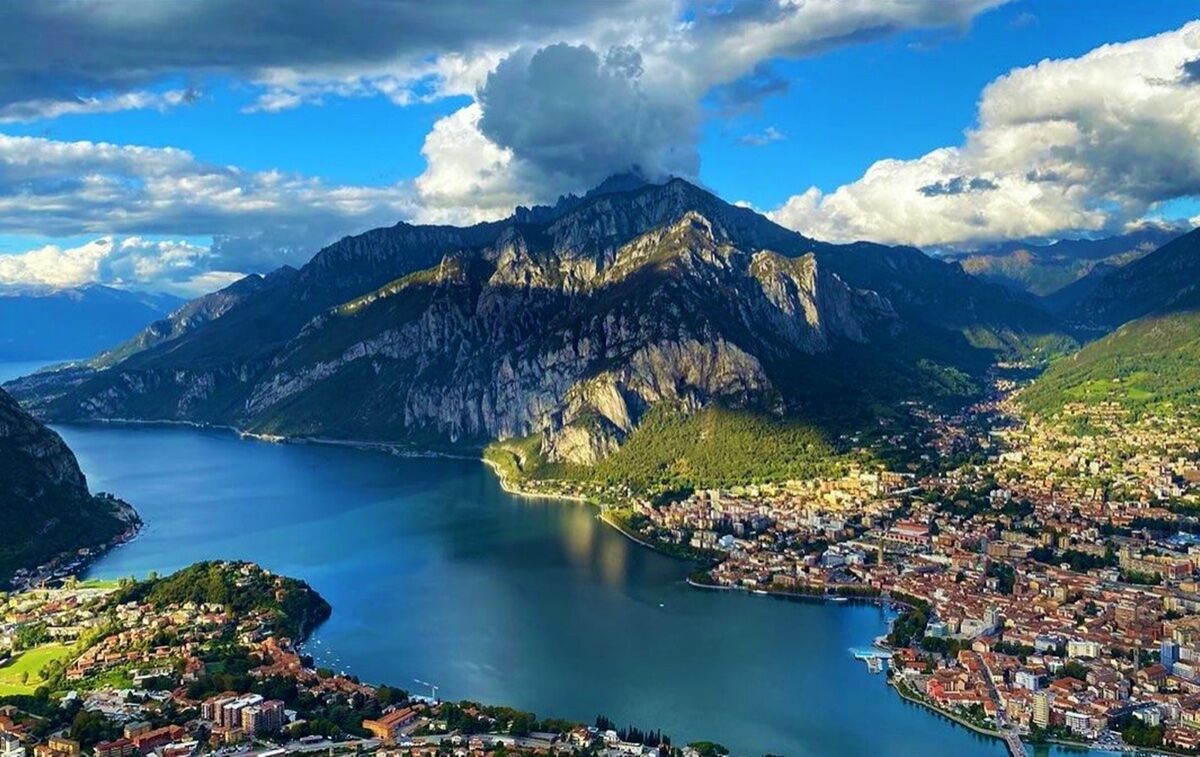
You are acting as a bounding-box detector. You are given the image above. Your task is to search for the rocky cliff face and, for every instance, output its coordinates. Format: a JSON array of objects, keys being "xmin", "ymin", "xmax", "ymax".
[
  {"xmin": 6, "ymin": 177, "xmax": 1063, "ymax": 464},
  {"xmin": 0, "ymin": 387, "xmax": 89, "ymax": 497},
  {"xmin": 0, "ymin": 388, "xmax": 138, "ymax": 584}
]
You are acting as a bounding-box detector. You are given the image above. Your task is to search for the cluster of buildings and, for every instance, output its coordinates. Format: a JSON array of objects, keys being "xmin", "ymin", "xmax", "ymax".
[
  {"xmin": 0, "ymin": 563, "xmax": 701, "ymax": 757},
  {"xmin": 201, "ymin": 695, "xmax": 286, "ymax": 742},
  {"xmin": 582, "ymin": 380, "xmax": 1200, "ymax": 751}
]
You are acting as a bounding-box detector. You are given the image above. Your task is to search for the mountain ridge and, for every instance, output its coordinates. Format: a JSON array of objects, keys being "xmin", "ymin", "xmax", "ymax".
[
  {"xmin": 7, "ymin": 177, "xmax": 1070, "ymax": 466},
  {"xmin": 1069, "ymin": 227, "xmax": 1200, "ymax": 330}
]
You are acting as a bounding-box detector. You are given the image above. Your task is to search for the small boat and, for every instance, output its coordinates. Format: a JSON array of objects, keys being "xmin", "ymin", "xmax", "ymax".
[
  {"xmin": 831, "ymin": 596, "xmax": 848, "ymax": 603},
  {"xmin": 753, "ymin": 589, "xmax": 768, "ymax": 595}
]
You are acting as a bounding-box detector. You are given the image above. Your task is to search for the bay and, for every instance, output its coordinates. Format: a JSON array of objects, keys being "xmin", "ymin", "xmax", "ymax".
[{"xmin": 46, "ymin": 420, "xmax": 1107, "ymax": 756}]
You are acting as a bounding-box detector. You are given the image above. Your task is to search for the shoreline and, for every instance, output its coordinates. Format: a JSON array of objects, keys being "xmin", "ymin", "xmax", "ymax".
[
  {"xmin": 65, "ymin": 417, "xmax": 483, "ymax": 461},
  {"xmin": 887, "ymin": 677, "xmax": 1017, "ymax": 746},
  {"xmin": 11, "ymin": 500, "xmax": 143, "ymax": 591},
  {"xmin": 41, "ymin": 417, "xmax": 1137, "ymax": 755},
  {"xmin": 599, "ymin": 510, "xmax": 661, "ymax": 550},
  {"xmin": 888, "ymin": 677, "xmax": 1157, "ymax": 756},
  {"xmin": 480, "ymin": 457, "xmax": 588, "ymax": 503}
]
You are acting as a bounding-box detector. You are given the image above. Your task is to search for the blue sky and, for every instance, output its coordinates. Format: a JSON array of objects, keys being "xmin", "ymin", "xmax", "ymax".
[
  {"xmin": 0, "ymin": 0, "xmax": 1197, "ymax": 294},
  {"xmin": 703, "ymin": 0, "xmax": 1200, "ymax": 206}
]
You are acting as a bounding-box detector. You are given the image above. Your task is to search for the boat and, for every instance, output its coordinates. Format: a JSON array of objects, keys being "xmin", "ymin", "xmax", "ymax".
[{"xmin": 830, "ymin": 596, "xmax": 848, "ymax": 602}]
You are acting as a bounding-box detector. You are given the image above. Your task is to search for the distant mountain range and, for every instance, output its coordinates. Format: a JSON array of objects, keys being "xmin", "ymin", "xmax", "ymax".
[
  {"xmin": 1068, "ymin": 227, "xmax": 1200, "ymax": 330},
  {"xmin": 0, "ymin": 387, "xmax": 138, "ymax": 585},
  {"xmin": 938, "ymin": 223, "xmax": 1185, "ymax": 298},
  {"xmin": 1022, "ymin": 227, "xmax": 1200, "ymax": 418},
  {"xmin": 5, "ymin": 176, "xmax": 1070, "ymax": 466},
  {"xmin": 0, "ymin": 285, "xmax": 183, "ymax": 361}
]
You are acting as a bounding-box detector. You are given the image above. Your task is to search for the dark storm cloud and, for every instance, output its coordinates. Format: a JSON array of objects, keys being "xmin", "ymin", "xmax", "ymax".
[
  {"xmin": 477, "ymin": 43, "xmax": 701, "ymax": 186},
  {"xmin": 0, "ymin": 0, "xmax": 652, "ymax": 114}
]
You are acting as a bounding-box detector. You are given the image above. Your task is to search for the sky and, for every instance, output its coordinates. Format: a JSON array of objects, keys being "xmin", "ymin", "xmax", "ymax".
[{"xmin": 0, "ymin": 0, "xmax": 1198, "ymax": 296}]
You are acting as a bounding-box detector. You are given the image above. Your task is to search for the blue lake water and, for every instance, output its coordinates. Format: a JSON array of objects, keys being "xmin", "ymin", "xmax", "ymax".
[{"xmin": 37, "ymin": 418, "xmax": 1108, "ymax": 757}]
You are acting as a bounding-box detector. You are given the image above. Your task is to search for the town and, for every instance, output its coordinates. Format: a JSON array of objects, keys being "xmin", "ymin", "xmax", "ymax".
[{"xmin": 506, "ymin": 374, "xmax": 1200, "ymax": 754}]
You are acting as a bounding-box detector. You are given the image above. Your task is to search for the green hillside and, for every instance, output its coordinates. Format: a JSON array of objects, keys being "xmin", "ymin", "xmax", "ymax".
[
  {"xmin": 116, "ymin": 561, "xmax": 331, "ymax": 640},
  {"xmin": 491, "ymin": 405, "xmax": 864, "ymax": 492},
  {"xmin": 1021, "ymin": 310, "xmax": 1200, "ymax": 419}
]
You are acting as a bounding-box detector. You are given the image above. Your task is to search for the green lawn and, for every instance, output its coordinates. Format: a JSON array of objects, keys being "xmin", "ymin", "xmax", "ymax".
[
  {"xmin": 76, "ymin": 578, "xmax": 122, "ymax": 590},
  {"xmin": 0, "ymin": 643, "xmax": 73, "ymax": 695}
]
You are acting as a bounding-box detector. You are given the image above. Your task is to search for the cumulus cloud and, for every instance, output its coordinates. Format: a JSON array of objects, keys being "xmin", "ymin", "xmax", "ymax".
[
  {"xmin": 0, "ymin": 236, "xmax": 240, "ymax": 295},
  {"xmin": 0, "ymin": 133, "xmax": 421, "ymax": 285},
  {"xmin": 0, "ymin": 239, "xmax": 113, "ymax": 290},
  {"xmin": 772, "ymin": 21, "xmax": 1200, "ymax": 246},
  {"xmin": 413, "ymin": 0, "xmax": 1006, "ymax": 219},
  {"xmin": 477, "ymin": 43, "xmax": 700, "ymax": 188}
]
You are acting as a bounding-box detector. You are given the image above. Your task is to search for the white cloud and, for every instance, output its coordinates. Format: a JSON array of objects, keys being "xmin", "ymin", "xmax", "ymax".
[
  {"xmin": 412, "ymin": 104, "xmax": 531, "ymax": 224},
  {"xmin": 0, "ymin": 239, "xmax": 113, "ymax": 289},
  {"xmin": 0, "ymin": 236, "xmax": 239, "ymax": 295},
  {"xmin": 772, "ymin": 20, "xmax": 1200, "ymax": 247},
  {"xmin": 0, "ymin": 133, "xmax": 429, "ymax": 291},
  {"xmin": 0, "ymin": 88, "xmax": 198, "ymax": 123},
  {"xmin": 413, "ymin": 0, "xmax": 1005, "ymax": 219},
  {"xmin": 737, "ymin": 126, "xmax": 785, "ymax": 147},
  {"xmin": 0, "ymin": 133, "xmax": 420, "ymax": 269}
]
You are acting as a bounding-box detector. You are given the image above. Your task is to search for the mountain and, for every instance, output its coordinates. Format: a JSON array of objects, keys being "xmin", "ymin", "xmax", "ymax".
[
  {"xmin": 1021, "ymin": 310, "xmax": 1200, "ymax": 419},
  {"xmin": 0, "ymin": 284, "xmax": 183, "ymax": 361},
  {"xmin": 1022, "ymin": 228, "xmax": 1200, "ymax": 419},
  {"xmin": 937, "ymin": 224, "xmax": 1183, "ymax": 298},
  {"xmin": 1069, "ymin": 227, "xmax": 1200, "ymax": 330},
  {"xmin": 6, "ymin": 178, "xmax": 1069, "ymax": 467},
  {"xmin": 0, "ymin": 387, "xmax": 138, "ymax": 585}
]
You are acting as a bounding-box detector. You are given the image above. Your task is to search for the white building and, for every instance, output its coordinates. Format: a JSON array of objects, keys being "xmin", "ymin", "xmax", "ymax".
[{"xmin": 0, "ymin": 734, "xmax": 23, "ymax": 757}]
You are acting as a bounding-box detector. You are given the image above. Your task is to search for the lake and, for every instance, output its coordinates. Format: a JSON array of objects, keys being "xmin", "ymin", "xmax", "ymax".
[{"xmin": 37, "ymin": 419, "xmax": 1103, "ymax": 757}]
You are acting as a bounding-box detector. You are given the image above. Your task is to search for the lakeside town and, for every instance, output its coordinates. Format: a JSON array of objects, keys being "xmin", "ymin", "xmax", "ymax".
[
  {"xmin": 0, "ymin": 562, "xmax": 727, "ymax": 757},
  {"xmin": 500, "ymin": 373, "xmax": 1200, "ymax": 755}
]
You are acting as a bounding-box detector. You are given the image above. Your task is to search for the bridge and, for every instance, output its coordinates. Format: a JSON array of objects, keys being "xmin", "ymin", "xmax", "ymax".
[{"xmin": 1000, "ymin": 730, "xmax": 1027, "ymax": 757}]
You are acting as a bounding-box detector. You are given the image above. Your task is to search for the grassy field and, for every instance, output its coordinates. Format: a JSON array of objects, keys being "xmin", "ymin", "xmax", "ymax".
[
  {"xmin": 0, "ymin": 643, "xmax": 73, "ymax": 695},
  {"xmin": 77, "ymin": 578, "xmax": 122, "ymax": 590}
]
